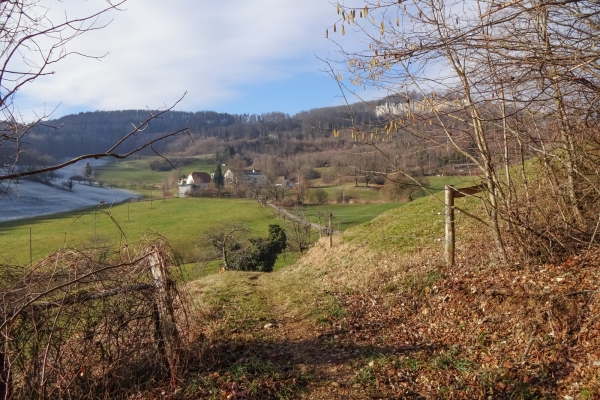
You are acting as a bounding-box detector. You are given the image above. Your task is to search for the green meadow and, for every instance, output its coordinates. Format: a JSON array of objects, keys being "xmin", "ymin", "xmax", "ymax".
[
  {"xmin": 1, "ymin": 197, "xmax": 277, "ymax": 265},
  {"xmin": 299, "ymin": 203, "xmax": 405, "ymax": 231},
  {"xmin": 312, "ymin": 183, "xmax": 385, "ymax": 202},
  {"xmin": 93, "ymin": 156, "xmax": 215, "ymax": 197},
  {"xmin": 2, "ymin": 154, "xmax": 474, "ymax": 274},
  {"xmin": 309, "ymin": 165, "xmax": 479, "ymax": 203}
]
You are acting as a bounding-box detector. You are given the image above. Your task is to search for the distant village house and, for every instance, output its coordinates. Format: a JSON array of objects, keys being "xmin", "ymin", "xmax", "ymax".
[
  {"xmin": 275, "ymin": 176, "xmax": 294, "ymax": 188},
  {"xmin": 178, "ymin": 171, "xmax": 211, "ymax": 197},
  {"xmin": 224, "ymin": 167, "xmax": 267, "ymax": 187}
]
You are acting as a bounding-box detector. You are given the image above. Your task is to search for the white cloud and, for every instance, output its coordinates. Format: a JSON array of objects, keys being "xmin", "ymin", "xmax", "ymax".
[{"xmin": 15, "ymin": 0, "xmax": 350, "ymax": 119}]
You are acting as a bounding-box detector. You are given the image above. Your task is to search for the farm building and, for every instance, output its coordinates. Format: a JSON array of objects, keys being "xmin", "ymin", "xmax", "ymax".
[
  {"xmin": 224, "ymin": 167, "xmax": 267, "ymax": 187},
  {"xmin": 178, "ymin": 171, "xmax": 212, "ymax": 197}
]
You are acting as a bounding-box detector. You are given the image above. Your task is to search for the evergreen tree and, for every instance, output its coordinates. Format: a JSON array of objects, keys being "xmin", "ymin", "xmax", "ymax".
[
  {"xmin": 84, "ymin": 162, "xmax": 93, "ymax": 180},
  {"xmin": 213, "ymin": 163, "xmax": 224, "ymax": 190}
]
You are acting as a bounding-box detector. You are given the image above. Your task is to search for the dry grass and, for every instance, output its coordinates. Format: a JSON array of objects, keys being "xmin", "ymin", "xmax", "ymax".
[
  {"xmin": 17, "ymin": 183, "xmax": 592, "ymax": 398},
  {"xmin": 176, "ymin": 190, "xmax": 600, "ymax": 399}
]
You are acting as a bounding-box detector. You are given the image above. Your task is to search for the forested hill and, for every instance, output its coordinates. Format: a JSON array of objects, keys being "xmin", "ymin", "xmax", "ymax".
[
  {"xmin": 13, "ymin": 93, "xmax": 477, "ymax": 180},
  {"xmin": 25, "ymin": 104, "xmax": 376, "ymax": 159}
]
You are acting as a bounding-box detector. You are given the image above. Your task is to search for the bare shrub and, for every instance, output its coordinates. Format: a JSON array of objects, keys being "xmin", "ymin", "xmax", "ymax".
[
  {"xmin": 286, "ymin": 209, "xmax": 313, "ymax": 252},
  {"xmin": 0, "ymin": 237, "xmax": 189, "ymax": 399},
  {"xmin": 310, "ymin": 188, "xmax": 329, "ymax": 204},
  {"xmin": 335, "ymin": 190, "xmax": 353, "ymax": 204}
]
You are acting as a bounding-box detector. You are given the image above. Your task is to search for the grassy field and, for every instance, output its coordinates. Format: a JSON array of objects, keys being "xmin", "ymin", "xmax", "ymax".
[
  {"xmin": 1, "ymin": 197, "xmax": 277, "ymax": 265},
  {"xmin": 94, "ymin": 156, "xmax": 215, "ymax": 197},
  {"xmin": 0, "ymin": 196, "xmax": 405, "ymax": 270},
  {"xmin": 309, "ymin": 183, "xmax": 385, "ymax": 202},
  {"xmin": 296, "ymin": 203, "xmax": 405, "ymax": 231},
  {"xmin": 2, "ymin": 158, "xmax": 472, "ymax": 271},
  {"xmin": 308, "ymin": 171, "xmax": 480, "ymax": 204}
]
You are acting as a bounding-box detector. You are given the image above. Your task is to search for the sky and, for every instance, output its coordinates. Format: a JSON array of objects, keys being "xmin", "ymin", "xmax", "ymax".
[{"xmin": 13, "ymin": 0, "xmax": 374, "ymax": 121}]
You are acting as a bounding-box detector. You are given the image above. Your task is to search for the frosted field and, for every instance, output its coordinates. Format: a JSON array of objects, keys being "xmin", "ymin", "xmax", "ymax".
[{"xmin": 0, "ymin": 159, "xmax": 139, "ymax": 223}]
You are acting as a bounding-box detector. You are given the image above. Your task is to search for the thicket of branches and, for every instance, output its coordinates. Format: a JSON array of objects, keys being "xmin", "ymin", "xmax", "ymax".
[
  {"xmin": 204, "ymin": 225, "xmax": 287, "ymax": 273},
  {"xmin": 0, "ymin": 238, "xmax": 189, "ymax": 399},
  {"xmin": 330, "ymin": 0, "xmax": 600, "ymax": 261}
]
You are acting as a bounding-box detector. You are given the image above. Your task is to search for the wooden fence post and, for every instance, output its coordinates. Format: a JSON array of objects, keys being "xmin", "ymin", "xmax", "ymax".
[
  {"xmin": 445, "ymin": 185, "xmax": 455, "ymax": 267},
  {"xmin": 329, "ymin": 213, "xmax": 333, "ymax": 248},
  {"xmin": 318, "ymin": 213, "xmax": 322, "ymax": 239},
  {"xmin": 444, "ymin": 183, "xmax": 487, "ymax": 267},
  {"xmin": 148, "ymin": 247, "xmax": 180, "ymax": 384}
]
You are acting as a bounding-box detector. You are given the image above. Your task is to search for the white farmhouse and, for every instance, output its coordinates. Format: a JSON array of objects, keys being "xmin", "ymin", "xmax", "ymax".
[{"xmin": 178, "ymin": 171, "xmax": 212, "ymax": 197}]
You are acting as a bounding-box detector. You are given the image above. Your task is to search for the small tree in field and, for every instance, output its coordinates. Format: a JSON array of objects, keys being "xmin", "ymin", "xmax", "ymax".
[
  {"xmin": 287, "ymin": 208, "xmax": 313, "ymax": 252},
  {"xmin": 84, "ymin": 162, "xmax": 93, "ymax": 180},
  {"xmin": 311, "ymin": 188, "xmax": 329, "ymax": 204},
  {"xmin": 63, "ymin": 179, "xmax": 74, "ymax": 192},
  {"xmin": 206, "ymin": 225, "xmax": 287, "ymax": 272}
]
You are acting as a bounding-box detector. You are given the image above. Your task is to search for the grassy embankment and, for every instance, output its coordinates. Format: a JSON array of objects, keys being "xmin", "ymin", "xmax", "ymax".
[{"xmin": 182, "ymin": 179, "xmax": 600, "ymax": 399}]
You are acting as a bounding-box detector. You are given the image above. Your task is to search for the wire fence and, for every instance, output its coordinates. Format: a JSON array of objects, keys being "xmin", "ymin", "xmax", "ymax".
[{"xmin": 4, "ymin": 195, "xmax": 457, "ymax": 266}]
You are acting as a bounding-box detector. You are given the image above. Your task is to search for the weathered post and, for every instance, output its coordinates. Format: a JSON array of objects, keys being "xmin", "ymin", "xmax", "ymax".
[
  {"xmin": 318, "ymin": 212, "xmax": 322, "ymax": 239},
  {"xmin": 329, "ymin": 213, "xmax": 333, "ymax": 248},
  {"xmin": 445, "ymin": 185, "xmax": 455, "ymax": 267},
  {"xmin": 444, "ymin": 183, "xmax": 486, "ymax": 266},
  {"xmin": 148, "ymin": 247, "xmax": 180, "ymax": 383}
]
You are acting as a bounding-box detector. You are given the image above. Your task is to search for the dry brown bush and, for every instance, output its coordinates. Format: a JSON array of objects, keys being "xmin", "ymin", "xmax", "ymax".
[{"xmin": 0, "ymin": 237, "xmax": 189, "ymax": 399}]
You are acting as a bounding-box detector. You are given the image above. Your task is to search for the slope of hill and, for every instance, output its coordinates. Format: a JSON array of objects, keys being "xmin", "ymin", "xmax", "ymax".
[
  {"xmin": 0, "ymin": 158, "xmax": 138, "ymax": 222},
  {"xmin": 180, "ymin": 191, "xmax": 600, "ymax": 399}
]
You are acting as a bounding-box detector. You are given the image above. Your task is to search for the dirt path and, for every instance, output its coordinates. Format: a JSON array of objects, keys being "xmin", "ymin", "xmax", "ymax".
[{"xmin": 249, "ymin": 273, "xmax": 369, "ymax": 399}]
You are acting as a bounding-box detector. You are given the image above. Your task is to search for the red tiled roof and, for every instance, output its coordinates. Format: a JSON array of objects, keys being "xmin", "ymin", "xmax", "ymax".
[{"xmin": 190, "ymin": 172, "xmax": 211, "ymax": 184}]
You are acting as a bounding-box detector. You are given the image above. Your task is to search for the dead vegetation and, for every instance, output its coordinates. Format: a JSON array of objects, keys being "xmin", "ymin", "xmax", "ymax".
[
  {"xmin": 0, "ymin": 237, "xmax": 190, "ymax": 399},
  {"xmin": 320, "ymin": 249, "xmax": 600, "ymax": 398},
  {"xmin": 4, "ymin": 182, "xmax": 598, "ymax": 399}
]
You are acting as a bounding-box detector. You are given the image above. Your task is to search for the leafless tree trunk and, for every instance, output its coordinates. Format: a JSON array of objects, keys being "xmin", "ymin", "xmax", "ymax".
[{"xmin": 328, "ymin": 0, "xmax": 600, "ymax": 260}]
